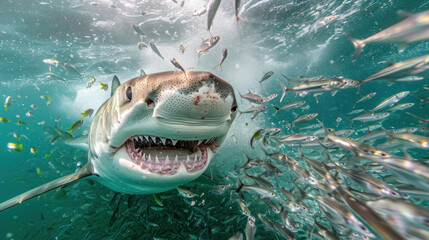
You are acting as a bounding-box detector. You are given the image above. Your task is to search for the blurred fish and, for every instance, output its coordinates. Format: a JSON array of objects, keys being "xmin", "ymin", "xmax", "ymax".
[
  {"xmin": 271, "ymin": 101, "xmax": 306, "ymax": 116},
  {"xmin": 43, "ymin": 58, "xmax": 61, "ymax": 67},
  {"xmin": 235, "ymin": 180, "xmax": 277, "ymax": 198},
  {"xmin": 25, "ymin": 110, "xmax": 33, "ymax": 118},
  {"xmin": 193, "ymin": 5, "xmax": 207, "ymax": 17},
  {"xmin": 214, "ymin": 48, "xmax": 228, "ymax": 70},
  {"xmin": 288, "ymin": 113, "xmax": 318, "ymax": 128},
  {"xmin": 0, "ymin": 117, "xmax": 10, "ymax": 123},
  {"xmin": 259, "ymin": 71, "xmax": 274, "ymax": 85},
  {"xmin": 150, "ymin": 42, "xmax": 164, "ymax": 60},
  {"xmin": 372, "ymin": 91, "xmax": 409, "ymax": 111},
  {"xmin": 7, "ymin": 143, "xmax": 22, "ymax": 152},
  {"xmin": 153, "ymin": 193, "xmax": 163, "ymax": 206},
  {"xmin": 309, "ymin": 15, "xmax": 338, "ymax": 34},
  {"xmin": 132, "ymin": 24, "xmax": 145, "ymax": 36},
  {"xmin": 362, "ymin": 54, "xmax": 429, "ymax": 83},
  {"xmin": 62, "ymin": 63, "xmax": 82, "ymax": 77},
  {"xmin": 354, "ymin": 92, "xmax": 376, "ymax": 107},
  {"xmin": 179, "ymin": 44, "xmax": 185, "ymax": 54},
  {"xmin": 46, "ymin": 73, "xmax": 66, "ymax": 82},
  {"xmin": 388, "ymin": 102, "xmax": 414, "ymax": 112},
  {"xmin": 30, "ymin": 147, "xmax": 37, "ymax": 155},
  {"xmin": 170, "ymin": 57, "xmax": 186, "ymax": 75},
  {"xmin": 40, "ymin": 95, "xmax": 52, "ymax": 105},
  {"xmin": 66, "ymin": 120, "xmax": 83, "ymax": 135},
  {"xmin": 4, "ymin": 96, "xmax": 12, "ymax": 111},
  {"xmin": 245, "ymin": 216, "xmax": 256, "ymax": 240},
  {"xmin": 278, "ymin": 78, "xmax": 344, "ymax": 102},
  {"xmin": 207, "ymin": 0, "xmax": 221, "ymax": 30},
  {"xmin": 138, "ymin": 42, "xmax": 147, "ymax": 50},
  {"xmin": 177, "ymin": 186, "xmax": 197, "ymax": 198},
  {"xmin": 30, "ymin": 104, "xmax": 39, "ymax": 110},
  {"xmin": 197, "ymin": 36, "xmax": 220, "ymax": 60},
  {"xmin": 36, "ymin": 167, "xmax": 43, "ymax": 178},
  {"xmin": 238, "ymin": 105, "xmax": 268, "ymax": 119},
  {"xmin": 81, "ymin": 109, "xmax": 94, "ymax": 119},
  {"xmin": 100, "ymin": 83, "xmax": 108, "ymax": 91},
  {"xmin": 87, "ymin": 76, "xmax": 96, "ymax": 88},
  {"xmin": 235, "ymin": 0, "xmax": 244, "ymax": 22},
  {"xmin": 348, "ymin": 10, "xmax": 429, "ymax": 59},
  {"xmin": 250, "ymin": 129, "xmax": 264, "ymax": 148}
]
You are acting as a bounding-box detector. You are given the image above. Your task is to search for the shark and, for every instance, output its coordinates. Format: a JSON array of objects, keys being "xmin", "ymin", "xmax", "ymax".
[{"xmin": 0, "ymin": 71, "xmax": 238, "ymax": 212}]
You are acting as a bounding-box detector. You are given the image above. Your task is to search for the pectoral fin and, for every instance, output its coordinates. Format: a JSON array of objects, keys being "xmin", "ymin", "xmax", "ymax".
[{"xmin": 0, "ymin": 164, "xmax": 93, "ymax": 212}]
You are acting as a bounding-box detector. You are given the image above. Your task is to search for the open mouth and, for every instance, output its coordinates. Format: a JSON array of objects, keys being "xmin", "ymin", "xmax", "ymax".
[{"xmin": 125, "ymin": 135, "xmax": 217, "ymax": 175}]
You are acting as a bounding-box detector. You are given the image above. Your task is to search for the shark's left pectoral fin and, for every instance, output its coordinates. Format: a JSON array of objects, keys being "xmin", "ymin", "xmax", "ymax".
[{"xmin": 0, "ymin": 164, "xmax": 93, "ymax": 212}]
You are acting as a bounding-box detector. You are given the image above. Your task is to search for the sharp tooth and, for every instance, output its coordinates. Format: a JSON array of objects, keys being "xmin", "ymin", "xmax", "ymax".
[
  {"xmin": 142, "ymin": 153, "xmax": 146, "ymax": 161},
  {"xmin": 197, "ymin": 140, "xmax": 204, "ymax": 145},
  {"xmin": 150, "ymin": 136, "xmax": 156, "ymax": 143},
  {"xmin": 147, "ymin": 154, "xmax": 152, "ymax": 163},
  {"xmin": 143, "ymin": 135, "xmax": 149, "ymax": 142},
  {"xmin": 186, "ymin": 155, "xmax": 191, "ymax": 163},
  {"xmin": 155, "ymin": 155, "xmax": 160, "ymax": 164},
  {"xmin": 194, "ymin": 154, "xmax": 198, "ymax": 162},
  {"xmin": 160, "ymin": 137, "xmax": 166, "ymax": 145},
  {"xmin": 165, "ymin": 155, "xmax": 170, "ymax": 165},
  {"xmin": 139, "ymin": 136, "xmax": 144, "ymax": 141},
  {"xmin": 174, "ymin": 155, "xmax": 179, "ymax": 164},
  {"xmin": 172, "ymin": 139, "xmax": 178, "ymax": 146}
]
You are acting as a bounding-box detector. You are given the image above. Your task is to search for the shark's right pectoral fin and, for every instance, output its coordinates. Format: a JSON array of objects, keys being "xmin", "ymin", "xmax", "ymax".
[{"xmin": 0, "ymin": 164, "xmax": 93, "ymax": 212}]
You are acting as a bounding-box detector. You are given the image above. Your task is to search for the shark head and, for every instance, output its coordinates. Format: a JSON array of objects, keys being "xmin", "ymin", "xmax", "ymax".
[{"xmin": 89, "ymin": 71, "xmax": 237, "ymax": 194}]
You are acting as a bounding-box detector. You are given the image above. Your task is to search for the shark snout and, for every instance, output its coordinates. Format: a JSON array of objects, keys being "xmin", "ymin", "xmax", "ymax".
[{"xmin": 153, "ymin": 72, "xmax": 237, "ymax": 123}]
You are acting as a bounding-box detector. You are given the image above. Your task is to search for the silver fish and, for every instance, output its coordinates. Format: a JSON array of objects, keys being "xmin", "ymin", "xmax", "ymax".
[
  {"xmin": 348, "ymin": 10, "xmax": 429, "ymax": 59},
  {"xmin": 132, "ymin": 24, "xmax": 145, "ymax": 36},
  {"xmin": 362, "ymin": 54, "xmax": 429, "ymax": 83},
  {"xmin": 170, "ymin": 57, "xmax": 186, "ymax": 74},
  {"xmin": 149, "ymin": 42, "xmax": 164, "ymax": 60},
  {"xmin": 197, "ymin": 36, "xmax": 220, "ymax": 58},
  {"xmin": 309, "ymin": 15, "xmax": 338, "ymax": 34},
  {"xmin": 193, "ymin": 5, "xmax": 207, "ymax": 17},
  {"xmin": 372, "ymin": 91, "xmax": 409, "ymax": 111},
  {"xmin": 354, "ymin": 92, "xmax": 376, "ymax": 107},
  {"xmin": 271, "ymin": 101, "xmax": 306, "ymax": 116},
  {"xmin": 214, "ymin": 48, "xmax": 228, "ymax": 69},
  {"xmin": 207, "ymin": 0, "xmax": 221, "ymax": 30},
  {"xmin": 259, "ymin": 71, "xmax": 274, "ymax": 84}
]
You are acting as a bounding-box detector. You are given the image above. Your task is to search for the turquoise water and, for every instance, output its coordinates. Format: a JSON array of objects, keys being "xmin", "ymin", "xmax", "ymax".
[{"xmin": 1, "ymin": 0, "xmax": 429, "ymax": 239}]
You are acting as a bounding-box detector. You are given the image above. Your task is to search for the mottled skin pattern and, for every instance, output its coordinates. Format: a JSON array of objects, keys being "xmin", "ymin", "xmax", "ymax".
[{"xmin": 89, "ymin": 71, "xmax": 237, "ymax": 194}]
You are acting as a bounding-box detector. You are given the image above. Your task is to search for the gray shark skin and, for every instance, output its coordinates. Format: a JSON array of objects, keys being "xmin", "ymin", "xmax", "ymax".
[{"xmin": 0, "ymin": 71, "xmax": 237, "ymax": 212}]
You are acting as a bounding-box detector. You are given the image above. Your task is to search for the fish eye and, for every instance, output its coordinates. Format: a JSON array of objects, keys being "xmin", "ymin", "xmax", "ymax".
[
  {"xmin": 231, "ymin": 106, "xmax": 237, "ymax": 113},
  {"xmin": 391, "ymin": 191, "xmax": 397, "ymax": 196},
  {"xmin": 360, "ymin": 226, "xmax": 367, "ymax": 231},
  {"xmin": 146, "ymin": 99, "xmax": 154, "ymax": 108},
  {"xmin": 125, "ymin": 87, "xmax": 132, "ymax": 101}
]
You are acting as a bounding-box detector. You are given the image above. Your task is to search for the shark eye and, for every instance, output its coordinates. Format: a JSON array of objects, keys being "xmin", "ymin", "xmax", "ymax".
[
  {"xmin": 125, "ymin": 87, "xmax": 132, "ymax": 101},
  {"xmin": 231, "ymin": 106, "xmax": 237, "ymax": 113},
  {"xmin": 146, "ymin": 99, "xmax": 154, "ymax": 108}
]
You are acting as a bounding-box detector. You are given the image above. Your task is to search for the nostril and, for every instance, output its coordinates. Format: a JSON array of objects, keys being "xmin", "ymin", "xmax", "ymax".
[{"xmin": 231, "ymin": 106, "xmax": 237, "ymax": 113}]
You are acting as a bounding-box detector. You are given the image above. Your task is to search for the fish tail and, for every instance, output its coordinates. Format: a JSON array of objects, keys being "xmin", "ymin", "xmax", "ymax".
[
  {"xmin": 342, "ymin": 114, "xmax": 353, "ymax": 128},
  {"xmin": 345, "ymin": 34, "xmax": 366, "ymax": 61},
  {"xmin": 271, "ymin": 105, "xmax": 279, "ymax": 116},
  {"xmin": 236, "ymin": 15, "xmax": 245, "ymax": 23},
  {"xmin": 278, "ymin": 80, "xmax": 288, "ymax": 103},
  {"xmin": 236, "ymin": 180, "xmax": 244, "ymax": 193},
  {"xmin": 66, "ymin": 129, "xmax": 73, "ymax": 135}
]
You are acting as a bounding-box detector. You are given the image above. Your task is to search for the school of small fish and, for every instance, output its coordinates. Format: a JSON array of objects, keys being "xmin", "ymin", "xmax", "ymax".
[{"xmin": 1, "ymin": 1, "xmax": 429, "ymax": 240}]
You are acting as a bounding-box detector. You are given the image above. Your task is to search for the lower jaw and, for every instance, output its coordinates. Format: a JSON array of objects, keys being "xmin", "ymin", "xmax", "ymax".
[{"xmin": 126, "ymin": 143, "xmax": 214, "ymax": 175}]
